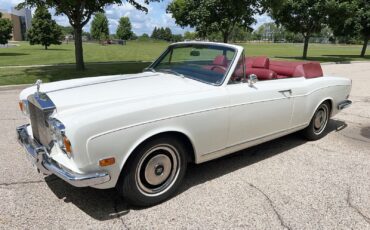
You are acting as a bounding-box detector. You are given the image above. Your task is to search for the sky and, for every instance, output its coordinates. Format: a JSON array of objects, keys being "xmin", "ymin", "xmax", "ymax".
[{"xmin": 0, "ymin": 0, "xmax": 273, "ymax": 35}]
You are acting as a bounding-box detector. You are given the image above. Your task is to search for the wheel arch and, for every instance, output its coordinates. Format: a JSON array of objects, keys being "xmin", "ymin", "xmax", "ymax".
[
  {"xmin": 120, "ymin": 129, "xmax": 197, "ymax": 173},
  {"xmin": 310, "ymin": 97, "xmax": 333, "ymax": 120}
]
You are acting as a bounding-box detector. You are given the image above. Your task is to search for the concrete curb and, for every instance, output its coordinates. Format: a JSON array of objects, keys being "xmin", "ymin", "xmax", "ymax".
[
  {"xmin": 0, "ymin": 84, "xmax": 31, "ymax": 91},
  {"xmin": 321, "ymin": 60, "xmax": 370, "ymax": 65}
]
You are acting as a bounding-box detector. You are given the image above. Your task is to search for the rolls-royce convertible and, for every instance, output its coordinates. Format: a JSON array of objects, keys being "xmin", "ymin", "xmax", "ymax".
[{"xmin": 17, "ymin": 42, "xmax": 352, "ymax": 206}]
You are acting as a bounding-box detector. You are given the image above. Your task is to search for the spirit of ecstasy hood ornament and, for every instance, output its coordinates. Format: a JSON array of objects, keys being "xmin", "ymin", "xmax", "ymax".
[{"xmin": 35, "ymin": 79, "xmax": 42, "ymax": 95}]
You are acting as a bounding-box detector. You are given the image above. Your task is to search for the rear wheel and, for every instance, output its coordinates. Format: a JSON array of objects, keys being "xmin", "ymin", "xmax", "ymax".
[
  {"xmin": 303, "ymin": 101, "xmax": 331, "ymax": 141},
  {"xmin": 117, "ymin": 136, "xmax": 187, "ymax": 207}
]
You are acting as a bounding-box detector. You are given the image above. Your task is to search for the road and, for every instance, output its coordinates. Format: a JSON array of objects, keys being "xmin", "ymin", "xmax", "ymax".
[{"xmin": 0, "ymin": 63, "xmax": 369, "ymax": 229}]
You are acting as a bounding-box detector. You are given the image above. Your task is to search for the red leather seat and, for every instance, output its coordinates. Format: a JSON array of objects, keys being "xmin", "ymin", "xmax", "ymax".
[
  {"xmin": 245, "ymin": 57, "xmax": 276, "ymax": 80},
  {"xmin": 270, "ymin": 60, "xmax": 323, "ymax": 78},
  {"xmin": 244, "ymin": 57, "xmax": 323, "ymax": 80},
  {"xmin": 246, "ymin": 68, "xmax": 277, "ymax": 80},
  {"xmin": 203, "ymin": 55, "xmax": 229, "ymax": 74},
  {"xmin": 213, "ymin": 55, "xmax": 228, "ymax": 67}
]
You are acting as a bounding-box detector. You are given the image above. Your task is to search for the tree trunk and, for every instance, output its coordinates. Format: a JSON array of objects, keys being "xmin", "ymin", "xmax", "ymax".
[
  {"xmin": 223, "ymin": 32, "xmax": 229, "ymax": 43},
  {"xmin": 360, "ymin": 36, "xmax": 369, "ymax": 57},
  {"xmin": 303, "ymin": 36, "xmax": 310, "ymax": 59},
  {"xmin": 45, "ymin": 45, "xmax": 47, "ymax": 50},
  {"xmin": 74, "ymin": 27, "xmax": 85, "ymax": 70}
]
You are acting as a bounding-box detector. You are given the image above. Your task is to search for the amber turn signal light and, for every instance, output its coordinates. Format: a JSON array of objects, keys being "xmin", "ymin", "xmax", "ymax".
[
  {"xmin": 99, "ymin": 157, "xmax": 116, "ymax": 167},
  {"xmin": 63, "ymin": 137, "xmax": 72, "ymax": 154},
  {"xmin": 19, "ymin": 101, "xmax": 24, "ymax": 112}
]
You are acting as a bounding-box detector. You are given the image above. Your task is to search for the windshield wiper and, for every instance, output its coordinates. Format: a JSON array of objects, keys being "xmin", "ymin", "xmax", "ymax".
[
  {"xmin": 157, "ymin": 69, "xmax": 185, "ymax": 78},
  {"xmin": 143, "ymin": 67, "xmax": 156, "ymax": 73}
]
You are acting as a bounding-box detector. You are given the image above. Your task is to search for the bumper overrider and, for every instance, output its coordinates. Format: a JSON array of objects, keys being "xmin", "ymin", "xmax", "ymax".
[
  {"xmin": 338, "ymin": 99, "xmax": 352, "ymax": 110},
  {"xmin": 16, "ymin": 124, "xmax": 110, "ymax": 187}
]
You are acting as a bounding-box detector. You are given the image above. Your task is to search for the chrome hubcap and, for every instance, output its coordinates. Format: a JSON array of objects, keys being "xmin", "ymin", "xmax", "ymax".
[
  {"xmin": 313, "ymin": 104, "xmax": 329, "ymax": 135},
  {"xmin": 144, "ymin": 154, "xmax": 172, "ymax": 186},
  {"xmin": 136, "ymin": 145, "xmax": 180, "ymax": 196}
]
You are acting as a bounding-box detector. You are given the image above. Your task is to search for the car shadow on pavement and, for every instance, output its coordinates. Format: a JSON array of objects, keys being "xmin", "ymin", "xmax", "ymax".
[{"xmin": 45, "ymin": 119, "xmax": 347, "ymax": 221}]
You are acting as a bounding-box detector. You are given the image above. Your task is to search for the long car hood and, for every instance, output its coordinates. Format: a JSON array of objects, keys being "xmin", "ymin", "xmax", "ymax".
[{"xmin": 21, "ymin": 72, "xmax": 210, "ymax": 114}]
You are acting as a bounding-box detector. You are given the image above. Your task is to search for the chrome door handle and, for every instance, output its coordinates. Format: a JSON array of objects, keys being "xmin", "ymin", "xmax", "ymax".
[{"xmin": 279, "ymin": 89, "xmax": 292, "ymax": 94}]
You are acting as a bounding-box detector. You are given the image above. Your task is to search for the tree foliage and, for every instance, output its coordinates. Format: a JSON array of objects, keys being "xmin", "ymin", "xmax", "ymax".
[
  {"xmin": 17, "ymin": 0, "xmax": 162, "ymax": 70},
  {"xmin": 183, "ymin": 31, "xmax": 197, "ymax": 40},
  {"xmin": 91, "ymin": 13, "xmax": 109, "ymax": 41},
  {"xmin": 116, "ymin": 16, "xmax": 133, "ymax": 40},
  {"xmin": 0, "ymin": 12, "xmax": 13, "ymax": 45},
  {"xmin": 151, "ymin": 27, "xmax": 173, "ymax": 41},
  {"xmin": 27, "ymin": 6, "xmax": 62, "ymax": 50},
  {"xmin": 268, "ymin": 0, "xmax": 329, "ymax": 59},
  {"xmin": 327, "ymin": 0, "xmax": 370, "ymax": 57},
  {"xmin": 167, "ymin": 0, "xmax": 261, "ymax": 43},
  {"xmin": 60, "ymin": 26, "xmax": 74, "ymax": 36}
]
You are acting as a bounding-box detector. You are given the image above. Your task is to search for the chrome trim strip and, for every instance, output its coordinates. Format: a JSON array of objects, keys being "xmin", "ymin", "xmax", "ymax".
[
  {"xmin": 16, "ymin": 124, "xmax": 110, "ymax": 187},
  {"xmin": 338, "ymin": 100, "xmax": 352, "ymax": 110}
]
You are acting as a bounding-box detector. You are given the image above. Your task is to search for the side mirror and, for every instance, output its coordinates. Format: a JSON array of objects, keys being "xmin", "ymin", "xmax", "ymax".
[{"xmin": 248, "ymin": 74, "xmax": 258, "ymax": 86}]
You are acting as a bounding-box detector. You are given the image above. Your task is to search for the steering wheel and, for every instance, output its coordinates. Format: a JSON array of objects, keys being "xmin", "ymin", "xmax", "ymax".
[{"xmin": 210, "ymin": 65, "xmax": 227, "ymax": 72}]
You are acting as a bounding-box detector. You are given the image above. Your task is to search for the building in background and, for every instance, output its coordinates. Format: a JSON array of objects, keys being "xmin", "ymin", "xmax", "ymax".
[{"xmin": 0, "ymin": 8, "xmax": 32, "ymax": 41}]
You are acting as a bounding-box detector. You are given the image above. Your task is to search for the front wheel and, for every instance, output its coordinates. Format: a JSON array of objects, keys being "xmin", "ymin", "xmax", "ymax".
[
  {"xmin": 117, "ymin": 136, "xmax": 188, "ymax": 207},
  {"xmin": 302, "ymin": 101, "xmax": 331, "ymax": 141}
]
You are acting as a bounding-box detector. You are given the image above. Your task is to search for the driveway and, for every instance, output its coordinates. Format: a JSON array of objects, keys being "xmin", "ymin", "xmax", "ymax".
[{"xmin": 0, "ymin": 63, "xmax": 369, "ymax": 229}]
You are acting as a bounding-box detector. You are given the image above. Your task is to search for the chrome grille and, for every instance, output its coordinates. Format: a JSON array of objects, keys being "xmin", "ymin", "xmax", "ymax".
[
  {"xmin": 27, "ymin": 93, "xmax": 56, "ymax": 147},
  {"xmin": 28, "ymin": 102, "xmax": 51, "ymax": 146}
]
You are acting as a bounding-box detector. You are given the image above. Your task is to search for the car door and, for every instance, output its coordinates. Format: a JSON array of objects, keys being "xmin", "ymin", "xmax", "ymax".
[{"xmin": 226, "ymin": 80, "xmax": 294, "ymax": 147}]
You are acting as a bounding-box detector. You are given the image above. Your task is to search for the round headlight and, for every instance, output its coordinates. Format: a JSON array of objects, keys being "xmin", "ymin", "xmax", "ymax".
[{"xmin": 48, "ymin": 118, "xmax": 72, "ymax": 156}]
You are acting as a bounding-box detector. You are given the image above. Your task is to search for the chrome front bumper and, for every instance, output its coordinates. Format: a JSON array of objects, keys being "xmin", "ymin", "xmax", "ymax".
[
  {"xmin": 16, "ymin": 124, "xmax": 110, "ymax": 187},
  {"xmin": 338, "ymin": 100, "xmax": 352, "ymax": 110}
]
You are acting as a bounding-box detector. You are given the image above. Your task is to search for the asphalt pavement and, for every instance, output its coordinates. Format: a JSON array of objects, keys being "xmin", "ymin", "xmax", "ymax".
[{"xmin": 0, "ymin": 63, "xmax": 369, "ymax": 229}]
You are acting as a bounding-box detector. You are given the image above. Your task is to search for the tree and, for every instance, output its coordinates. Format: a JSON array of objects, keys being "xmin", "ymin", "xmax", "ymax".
[
  {"xmin": 183, "ymin": 31, "xmax": 197, "ymax": 40},
  {"xmin": 27, "ymin": 6, "xmax": 62, "ymax": 50},
  {"xmin": 91, "ymin": 13, "xmax": 109, "ymax": 41},
  {"xmin": 151, "ymin": 27, "xmax": 158, "ymax": 39},
  {"xmin": 0, "ymin": 12, "xmax": 13, "ymax": 45},
  {"xmin": 60, "ymin": 26, "xmax": 74, "ymax": 36},
  {"xmin": 116, "ymin": 16, "xmax": 133, "ymax": 40},
  {"xmin": 168, "ymin": 0, "xmax": 261, "ymax": 43},
  {"xmin": 328, "ymin": 0, "xmax": 370, "ymax": 57},
  {"xmin": 172, "ymin": 34, "xmax": 183, "ymax": 42},
  {"xmin": 163, "ymin": 27, "xmax": 172, "ymax": 41},
  {"xmin": 230, "ymin": 25, "xmax": 251, "ymax": 42},
  {"xmin": 268, "ymin": 0, "xmax": 329, "ymax": 59},
  {"xmin": 18, "ymin": 0, "xmax": 162, "ymax": 70}
]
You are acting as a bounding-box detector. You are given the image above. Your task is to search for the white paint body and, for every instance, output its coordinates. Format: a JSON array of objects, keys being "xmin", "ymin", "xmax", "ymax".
[{"xmin": 19, "ymin": 42, "xmax": 352, "ymax": 189}]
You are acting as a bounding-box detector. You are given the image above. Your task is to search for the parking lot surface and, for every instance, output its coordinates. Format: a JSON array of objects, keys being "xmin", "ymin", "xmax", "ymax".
[{"xmin": 0, "ymin": 63, "xmax": 369, "ymax": 229}]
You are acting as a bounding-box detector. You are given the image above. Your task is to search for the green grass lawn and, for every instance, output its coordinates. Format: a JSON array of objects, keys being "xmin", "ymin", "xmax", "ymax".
[{"xmin": 0, "ymin": 40, "xmax": 368, "ymax": 85}]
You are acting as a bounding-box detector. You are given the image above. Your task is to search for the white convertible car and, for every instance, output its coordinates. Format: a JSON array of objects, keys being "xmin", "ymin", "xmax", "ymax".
[{"xmin": 17, "ymin": 42, "xmax": 352, "ymax": 206}]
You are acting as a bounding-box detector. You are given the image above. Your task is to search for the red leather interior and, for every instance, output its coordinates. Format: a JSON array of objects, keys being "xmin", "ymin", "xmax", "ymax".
[
  {"xmin": 245, "ymin": 57, "xmax": 323, "ymax": 80},
  {"xmin": 251, "ymin": 56, "xmax": 270, "ymax": 69},
  {"xmin": 205, "ymin": 55, "xmax": 323, "ymax": 81},
  {"xmin": 246, "ymin": 68, "xmax": 277, "ymax": 80},
  {"xmin": 213, "ymin": 55, "xmax": 228, "ymax": 67}
]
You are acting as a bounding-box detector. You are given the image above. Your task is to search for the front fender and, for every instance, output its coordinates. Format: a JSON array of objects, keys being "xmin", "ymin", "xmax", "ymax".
[{"xmin": 86, "ymin": 123, "xmax": 196, "ymax": 189}]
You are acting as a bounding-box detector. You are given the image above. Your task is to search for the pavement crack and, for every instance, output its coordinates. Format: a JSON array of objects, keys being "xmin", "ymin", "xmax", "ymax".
[
  {"xmin": 310, "ymin": 144, "xmax": 337, "ymax": 153},
  {"xmin": 341, "ymin": 112, "xmax": 370, "ymax": 120},
  {"xmin": 112, "ymin": 198, "xmax": 130, "ymax": 229},
  {"xmin": 339, "ymin": 133, "xmax": 370, "ymax": 144},
  {"xmin": 346, "ymin": 189, "xmax": 370, "ymax": 225},
  {"xmin": 248, "ymin": 183, "xmax": 291, "ymax": 230},
  {"xmin": 0, "ymin": 178, "xmax": 59, "ymax": 187}
]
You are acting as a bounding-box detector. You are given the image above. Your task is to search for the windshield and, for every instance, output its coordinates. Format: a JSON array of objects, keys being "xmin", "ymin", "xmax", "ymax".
[{"xmin": 149, "ymin": 44, "xmax": 237, "ymax": 85}]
